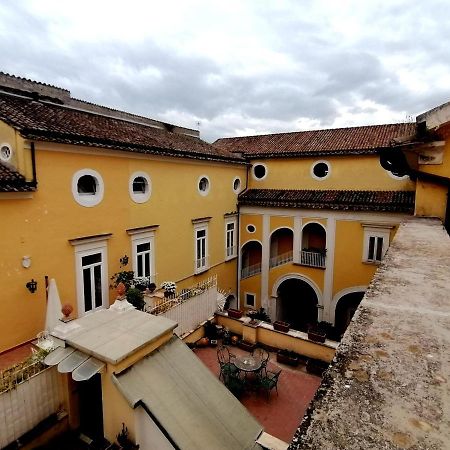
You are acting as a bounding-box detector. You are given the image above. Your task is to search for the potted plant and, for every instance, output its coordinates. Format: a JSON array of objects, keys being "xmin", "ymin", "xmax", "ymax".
[
  {"xmin": 110, "ymin": 271, "xmax": 135, "ymax": 290},
  {"xmin": 276, "ymin": 349, "xmax": 300, "ymax": 366},
  {"xmin": 247, "ymin": 307, "xmax": 271, "ymax": 323},
  {"xmin": 308, "ymin": 325, "xmax": 326, "ymax": 343},
  {"xmin": 273, "ymin": 320, "xmax": 290, "ymax": 332},
  {"xmin": 161, "ymin": 281, "xmax": 177, "ymax": 297},
  {"xmin": 126, "ymin": 287, "xmax": 145, "ymax": 311},
  {"xmin": 117, "ymin": 423, "xmax": 139, "ymax": 449},
  {"xmin": 227, "ymin": 308, "xmax": 243, "ymax": 319}
]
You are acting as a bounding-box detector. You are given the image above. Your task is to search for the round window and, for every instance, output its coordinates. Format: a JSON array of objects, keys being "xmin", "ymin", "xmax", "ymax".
[
  {"xmin": 72, "ymin": 169, "xmax": 104, "ymax": 207},
  {"xmin": 198, "ymin": 175, "xmax": 210, "ymax": 196},
  {"xmin": 233, "ymin": 177, "xmax": 241, "ymax": 193},
  {"xmin": 129, "ymin": 172, "xmax": 151, "ymax": 203},
  {"xmin": 247, "ymin": 224, "xmax": 256, "ymax": 233},
  {"xmin": 253, "ymin": 164, "xmax": 267, "ymax": 180},
  {"xmin": 311, "ymin": 161, "xmax": 330, "ymax": 180},
  {"xmin": 0, "ymin": 144, "xmax": 12, "ymax": 162}
]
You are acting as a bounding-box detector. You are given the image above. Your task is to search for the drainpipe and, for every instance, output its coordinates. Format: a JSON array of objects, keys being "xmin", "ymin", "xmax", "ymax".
[
  {"xmin": 30, "ymin": 142, "xmax": 38, "ymax": 188},
  {"xmin": 236, "ymin": 162, "xmax": 250, "ymax": 310}
]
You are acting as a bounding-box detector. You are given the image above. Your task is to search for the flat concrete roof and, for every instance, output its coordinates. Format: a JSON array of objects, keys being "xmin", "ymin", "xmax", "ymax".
[
  {"xmin": 290, "ymin": 218, "xmax": 450, "ymax": 450},
  {"xmin": 52, "ymin": 309, "xmax": 177, "ymax": 365}
]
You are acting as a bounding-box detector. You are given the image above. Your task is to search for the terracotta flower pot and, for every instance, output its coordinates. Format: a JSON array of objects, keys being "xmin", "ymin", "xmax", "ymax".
[
  {"xmin": 273, "ymin": 321, "xmax": 290, "ymax": 332},
  {"xmin": 227, "ymin": 308, "xmax": 243, "ymax": 319}
]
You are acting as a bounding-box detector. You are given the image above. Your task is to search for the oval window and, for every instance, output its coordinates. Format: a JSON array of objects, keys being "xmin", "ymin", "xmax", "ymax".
[
  {"xmin": 129, "ymin": 172, "xmax": 151, "ymax": 203},
  {"xmin": 253, "ymin": 164, "xmax": 267, "ymax": 180},
  {"xmin": 198, "ymin": 176, "xmax": 210, "ymax": 196},
  {"xmin": 311, "ymin": 161, "xmax": 330, "ymax": 180},
  {"xmin": 233, "ymin": 177, "xmax": 241, "ymax": 193},
  {"xmin": 72, "ymin": 169, "xmax": 104, "ymax": 207},
  {"xmin": 0, "ymin": 144, "xmax": 12, "ymax": 162},
  {"xmin": 247, "ymin": 224, "xmax": 256, "ymax": 233}
]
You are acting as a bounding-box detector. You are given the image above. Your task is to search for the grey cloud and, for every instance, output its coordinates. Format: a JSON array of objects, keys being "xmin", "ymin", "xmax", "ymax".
[{"xmin": 1, "ymin": 0, "xmax": 450, "ymax": 142}]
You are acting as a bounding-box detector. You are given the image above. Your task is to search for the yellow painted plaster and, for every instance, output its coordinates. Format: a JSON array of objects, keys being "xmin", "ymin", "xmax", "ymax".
[
  {"xmin": 268, "ymin": 263, "xmax": 324, "ymax": 297},
  {"xmin": 240, "ymin": 214, "xmax": 263, "ymax": 243},
  {"xmin": 249, "ymin": 155, "xmax": 415, "ymax": 191},
  {"xmin": 0, "ymin": 142, "xmax": 245, "ymax": 352},
  {"xmin": 332, "ymin": 220, "xmax": 377, "ymax": 296},
  {"xmin": 240, "ymin": 274, "xmax": 261, "ymax": 310},
  {"xmin": 270, "ymin": 216, "xmax": 294, "ymax": 232}
]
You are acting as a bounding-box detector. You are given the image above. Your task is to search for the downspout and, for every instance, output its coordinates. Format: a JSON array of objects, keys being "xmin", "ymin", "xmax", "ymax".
[
  {"xmin": 30, "ymin": 142, "xmax": 38, "ymax": 188},
  {"xmin": 236, "ymin": 161, "xmax": 250, "ymax": 309}
]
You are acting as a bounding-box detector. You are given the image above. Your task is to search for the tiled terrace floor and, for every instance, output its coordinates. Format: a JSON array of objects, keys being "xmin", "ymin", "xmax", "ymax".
[{"xmin": 194, "ymin": 343, "xmax": 322, "ymax": 444}]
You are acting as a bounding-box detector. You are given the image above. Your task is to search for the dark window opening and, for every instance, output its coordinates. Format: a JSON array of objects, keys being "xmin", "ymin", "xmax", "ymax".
[
  {"xmin": 77, "ymin": 175, "xmax": 97, "ymax": 195},
  {"xmin": 313, "ymin": 162, "xmax": 329, "ymax": 178}
]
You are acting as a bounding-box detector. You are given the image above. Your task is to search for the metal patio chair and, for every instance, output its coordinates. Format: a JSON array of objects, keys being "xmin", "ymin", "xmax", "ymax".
[
  {"xmin": 217, "ymin": 346, "xmax": 239, "ymax": 381},
  {"xmin": 259, "ymin": 369, "xmax": 282, "ymax": 401}
]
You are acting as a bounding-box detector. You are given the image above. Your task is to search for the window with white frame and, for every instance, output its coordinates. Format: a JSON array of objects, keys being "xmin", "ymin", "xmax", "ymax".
[
  {"xmin": 72, "ymin": 168, "xmax": 104, "ymax": 207},
  {"xmin": 127, "ymin": 227, "xmax": 157, "ymax": 283},
  {"xmin": 245, "ymin": 292, "xmax": 256, "ymax": 308},
  {"xmin": 362, "ymin": 224, "xmax": 392, "ymax": 264},
  {"xmin": 129, "ymin": 171, "xmax": 151, "ymax": 203},
  {"xmin": 225, "ymin": 217, "xmax": 237, "ymax": 259},
  {"xmin": 193, "ymin": 221, "xmax": 209, "ymax": 273},
  {"xmin": 71, "ymin": 235, "xmax": 110, "ymax": 315}
]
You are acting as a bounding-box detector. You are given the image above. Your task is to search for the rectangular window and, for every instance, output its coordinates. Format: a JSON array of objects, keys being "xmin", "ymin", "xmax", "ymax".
[
  {"xmin": 225, "ymin": 218, "xmax": 237, "ymax": 259},
  {"xmin": 245, "ymin": 292, "xmax": 256, "ymax": 308},
  {"xmin": 72, "ymin": 237, "xmax": 109, "ymax": 316},
  {"xmin": 367, "ymin": 236, "xmax": 384, "ymax": 262},
  {"xmin": 196, "ymin": 228, "xmax": 207, "ymax": 271},
  {"xmin": 130, "ymin": 231, "xmax": 155, "ymax": 283},
  {"xmin": 362, "ymin": 224, "xmax": 392, "ymax": 264},
  {"xmin": 81, "ymin": 253, "xmax": 103, "ymax": 312},
  {"xmin": 192, "ymin": 219, "xmax": 210, "ymax": 274}
]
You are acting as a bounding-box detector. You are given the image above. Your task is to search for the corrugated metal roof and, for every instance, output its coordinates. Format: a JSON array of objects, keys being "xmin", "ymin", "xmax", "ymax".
[{"xmin": 114, "ymin": 336, "xmax": 263, "ymax": 450}]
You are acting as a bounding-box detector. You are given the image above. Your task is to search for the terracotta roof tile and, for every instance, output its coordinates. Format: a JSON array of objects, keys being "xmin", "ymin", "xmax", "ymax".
[
  {"xmin": 239, "ymin": 189, "xmax": 415, "ymax": 213},
  {"xmin": 214, "ymin": 123, "xmax": 417, "ymax": 158},
  {"xmin": 0, "ymin": 92, "xmax": 244, "ymax": 163},
  {"xmin": 0, "ymin": 162, "xmax": 34, "ymax": 192}
]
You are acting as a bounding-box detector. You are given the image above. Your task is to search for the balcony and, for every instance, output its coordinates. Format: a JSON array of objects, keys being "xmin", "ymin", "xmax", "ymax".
[
  {"xmin": 241, "ymin": 262, "xmax": 262, "ymax": 279},
  {"xmin": 269, "ymin": 250, "xmax": 293, "ymax": 269},
  {"xmin": 300, "ymin": 250, "xmax": 326, "ymax": 268}
]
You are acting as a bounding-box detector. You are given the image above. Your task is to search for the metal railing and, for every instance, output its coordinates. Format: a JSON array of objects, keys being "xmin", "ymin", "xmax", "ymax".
[
  {"xmin": 269, "ymin": 250, "xmax": 293, "ymax": 268},
  {"xmin": 0, "ymin": 363, "xmax": 64, "ymax": 448},
  {"xmin": 300, "ymin": 250, "xmax": 326, "ymax": 268},
  {"xmin": 146, "ymin": 276, "xmax": 219, "ymax": 337},
  {"xmin": 241, "ymin": 262, "xmax": 262, "ymax": 279}
]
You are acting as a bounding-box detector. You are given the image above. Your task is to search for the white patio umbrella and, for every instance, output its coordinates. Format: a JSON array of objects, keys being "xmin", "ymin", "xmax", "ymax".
[{"xmin": 45, "ymin": 278, "xmax": 63, "ymax": 332}]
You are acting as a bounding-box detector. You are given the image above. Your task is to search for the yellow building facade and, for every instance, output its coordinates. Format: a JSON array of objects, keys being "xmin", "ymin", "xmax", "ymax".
[
  {"xmin": 0, "ymin": 74, "xmax": 245, "ymax": 353},
  {"xmin": 215, "ymin": 125, "xmax": 418, "ymax": 336},
  {"xmin": 2, "ymin": 72, "xmax": 450, "ymax": 355}
]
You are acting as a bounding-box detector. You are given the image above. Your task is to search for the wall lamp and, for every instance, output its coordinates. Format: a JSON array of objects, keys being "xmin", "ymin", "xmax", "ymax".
[
  {"xmin": 120, "ymin": 254, "xmax": 129, "ymax": 267},
  {"xmin": 26, "ymin": 279, "xmax": 38, "ymax": 293}
]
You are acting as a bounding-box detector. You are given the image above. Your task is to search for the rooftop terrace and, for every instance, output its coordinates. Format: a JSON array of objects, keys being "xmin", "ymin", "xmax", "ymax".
[{"xmin": 291, "ymin": 218, "xmax": 450, "ymax": 449}]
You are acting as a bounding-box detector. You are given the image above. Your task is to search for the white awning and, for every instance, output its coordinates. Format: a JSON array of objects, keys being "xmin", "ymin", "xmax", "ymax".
[{"xmin": 44, "ymin": 345, "xmax": 104, "ymax": 381}]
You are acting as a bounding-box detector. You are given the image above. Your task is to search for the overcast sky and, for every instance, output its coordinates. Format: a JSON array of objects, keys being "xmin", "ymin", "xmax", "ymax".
[{"xmin": 0, "ymin": 0, "xmax": 449, "ymax": 142}]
